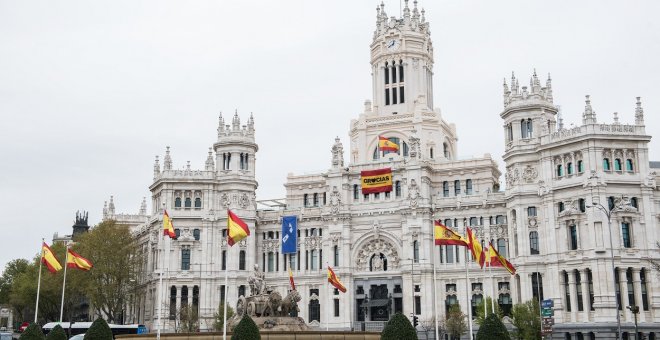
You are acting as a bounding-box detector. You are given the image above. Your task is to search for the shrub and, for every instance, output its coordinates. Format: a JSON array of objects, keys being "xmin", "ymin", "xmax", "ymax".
[
  {"xmin": 231, "ymin": 314, "xmax": 260, "ymax": 340},
  {"xmin": 84, "ymin": 318, "xmax": 113, "ymax": 340},
  {"xmin": 45, "ymin": 325, "xmax": 67, "ymax": 340},
  {"xmin": 381, "ymin": 313, "xmax": 418, "ymax": 340},
  {"xmin": 476, "ymin": 313, "xmax": 510, "ymax": 340},
  {"xmin": 19, "ymin": 323, "xmax": 45, "ymax": 340}
]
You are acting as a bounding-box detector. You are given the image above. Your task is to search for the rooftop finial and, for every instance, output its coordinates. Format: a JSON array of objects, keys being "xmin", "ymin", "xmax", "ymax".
[
  {"xmin": 635, "ymin": 96, "xmax": 645, "ymax": 125},
  {"xmin": 613, "ymin": 112, "xmax": 619, "ymax": 124},
  {"xmin": 545, "ymin": 73, "xmax": 553, "ymax": 103},
  {"xmin": 164, "ymin": 146, "xmax": 172, "ymax": 170},
  {"xmin": 583, "ymin": 95, "xmax": 597, "ymax": 125},
  {"xmin": 205, "ymin": 147, "xmax": 215, "ymax": 171},
  {"xmin": 153, "ymin": 155, "xmax": 161, "ymax": 179},
  {"xmin": 139, "ymin": 197, "xmax": 147, "ymax": 215}
]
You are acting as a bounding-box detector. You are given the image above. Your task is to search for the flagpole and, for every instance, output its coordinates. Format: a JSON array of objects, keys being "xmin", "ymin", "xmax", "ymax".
[
  {"xmin": 433, "ymin": 245, "xmax": 439, "ymax": 340},
  {"xmin": 34, "ymin": 239, "xmax": 44, "ymax": 323},
  {"xmin": 222, "ymin": 251, "xmax": 229, "ymax": 340},
  {"xmin": 326, "ymin": 263, "xmax": 330, "ymax": 331},
  {"xmin": 489, "ymin": 262, "xmax": 495, "ymax": 314},
  {"xmin": 157, "ymin": 207, "xmax": 166, "ymax": 340},
  {"xmin": 464, "ymin": 224, "xmax": 473, "ymax": 340},
  {"xmin": 59, "ymin": 245, "xmax": 70, "ymax": 322}
]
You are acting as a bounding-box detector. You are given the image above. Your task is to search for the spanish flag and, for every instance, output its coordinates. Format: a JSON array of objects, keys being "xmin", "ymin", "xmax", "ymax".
[
  {"xmin": 486, "ymin": 242, "xmax": 516, "ymax": 275},
  {"xmin": 327, "ymin": 266, "xmax": 347, "ymax": 293},
  {"xmin": 163, "ymin": 209, "xmax": 176, "ymax": 239},
  {"xmin": 378, "ymin": 136, "xmax": 399, "ymax": 152},
  {"xmin": 227, "ymin": 209, "xmax": 250, "ymax": 247},
  {"xmin": 67, "ymin": 249, "xmax": 93, "ymax": 271},
  {"xmin": 288, "ymin": 267, "xmax": 296, "ymax": 291},
  {"xmin": 41, "ymin": 242, "xmax": 62, "ymax": 274},
  {"xmin": 434, "ymin": 221, "xmax": 468, "ymax": 247},
  {"xmin": 466, "ymin": 227, "xmax": 485, "ymax": 268}
]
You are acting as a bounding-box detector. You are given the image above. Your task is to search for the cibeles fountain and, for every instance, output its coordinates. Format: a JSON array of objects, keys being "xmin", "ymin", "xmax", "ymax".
[{"xmin": 228, "ymin": 264, "xmax": 308, "ymax": 331}]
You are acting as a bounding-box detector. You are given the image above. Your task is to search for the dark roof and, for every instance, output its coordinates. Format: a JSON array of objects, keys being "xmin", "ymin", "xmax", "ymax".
[{"xmin": 650, "ymin": 161, "xmax": 660, "ymax": 169}]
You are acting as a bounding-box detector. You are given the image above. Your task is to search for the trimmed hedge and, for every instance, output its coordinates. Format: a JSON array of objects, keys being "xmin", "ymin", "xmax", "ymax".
[
  {"xmin": 231, "ymin": 314, "xmax": 260, "ymax": 340},
  {"xmin": 19, "ymin": 323, "xmax": 45, "ymax": 340},
  {"xmin": 476, "ymin": 313, "xmax": 510, "ymax": 340},
  {"xmin": 381, "ymin": 313, "xmax": 418, "ymax": 340},
  {"xmin": 45, "ymin": 325, "xmax": 67, "ymax": 340},
  {"xmin": 84, "ymin": 318, "xmax": 113, "ymax": 340}
]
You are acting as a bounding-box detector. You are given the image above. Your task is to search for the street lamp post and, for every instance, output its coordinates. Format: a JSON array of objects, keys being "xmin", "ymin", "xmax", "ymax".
[
  {"xmin": 626, "ymin": 305, "xmax": 639, "ymax": 340},
  {"xmin": 587, "ymin": 196, "xmax": 630, "ymax": 340}
]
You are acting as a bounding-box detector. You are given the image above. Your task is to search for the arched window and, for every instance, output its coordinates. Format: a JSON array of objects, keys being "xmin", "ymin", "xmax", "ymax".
[
  {"xmin": 193, "ymin": 285, "xmax": 199, "ymax": 309},
  {"xmin": 466, "ymin": 179, "xmax": 473, "ymax": 195},
  {"xmin": 443, "ymin": 181, "xmax": 449, "ymax": 197},
  {"xmin": 402, "ymin": 142, "xmax": 409, "ymax": 157},
  {"xmin": 603, "ymin": 158, "xmax": 611, "ymax": 171},
  {"xmin": 567, "ymin": 162, "xmax": 573, "ymax": 175},
  {"xmin": 194, "ymin": 197, "xmax": 202, "ymax": 208},
  {"xmin": 454, "ymin": 180, "xmax": 461, "ymax": 195},
  {"xmin": 615, "ymin": 159, "xmax": 622, "ymax": 171},
  {"xmin": 384, "ymin": 61, "xmax": 389, "ymax": 85},
  {"xmin": 181, "ymin": 286, "xmax": 189, "ymax": 308},
  {"xmin": 469, "ymin": 217, "xmax": 478, "ymax": 226},
  {"xmin": 239, "ymin": 250, "xmax": 246, "ymax": 270},
  {"xmin": 641, "ymin": 269, "xmax": 649, "ymax": 310},
  {"xmin": 395, "ymin": 181, "xmax": 402, "ymax": 197},
  {"xmin": 399, "ymin": 60, "xmax": 404, "ymax": 83},
  {"xmin": 558, "ymin": 202, "xmax": 565, "ymax": 212},
  {"xmin": 185, "ymin": 197, "xmax": 192, "ymax": 208},
  {"xmin": 193, "ymin": 228, "xmax": 200, "ymax": 241},
  {"xmin": 353, "ymin": 184, "xmax": 359, "ymax": 199},
  {"xmin": 529, "ymin": 231, "xmax": 539, "ymax": 255},
  {"xmin": 556, "ymin": 164, "xmax": 563, "ymax": 177},
  {"xmin": 577, "ymin": 160, "xmax": 584, "ymax": 173},
  {"xmin": 626, "ymin": 159, "xmax": 634, "ymax": 171},
  {"xmin": 169, "ymin": 286, "xmax": 177, "ymax": 319},
  {"xmin": 308, "ymin": 290, "xmax": 320, "ymax": 322},
  {"xmin": 521, "ymin": 119, "xmax": 533, "ymax": 138},
  {"xmin": 175, "ymin": 197, "xmax": 182, "ymax": 208},
  {"xmin": 443, "ymin": 143, "xmax": 450, "ymax": 159}
]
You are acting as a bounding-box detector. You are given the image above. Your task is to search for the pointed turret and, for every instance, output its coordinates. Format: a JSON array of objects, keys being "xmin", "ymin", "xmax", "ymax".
[
  {"xmin": 103, "ymin": 201, "xmax": 108, "ymax": 219},
  {"xmin": 613, "ymin": 112, "xmax": 620, "ymax": 124},
  {"xmin": 217, "ymin": 112, "xmax": 225, "ymax": 138},
  {"xmin": 635, "ymin": 97, "xmax": 645, "ymax": 125},
  {"xmin": 232, "ymin": 110, "xmax": 241, "ymax": 130},
  {"xmin": 153, "ymin": 155, "xmax": 160, "ymax": 179},
  {"xmin": 205, "ymin": 148, "xmax": 215, "ymax": 171},
  {"xmin": 164, "ymin": 146, "xmax": 173, "ymax": 170},
  {"xmin": 247, "ymin": 113, "xmax": 255, "ymax": 134},
  {"xmin": 582, "ymin": 95, "xmax": 597, "ymax": 125},
  {"xmin": 545, "ymin": 74, "xmax": 553, "ymax": 103},
  {"xmin": 108, "ymin": 195, "xmax": 116, "ymax": 217},
  {"xmin": 139, "ymin": 197, "xmax": 147, "ymax": 215}
]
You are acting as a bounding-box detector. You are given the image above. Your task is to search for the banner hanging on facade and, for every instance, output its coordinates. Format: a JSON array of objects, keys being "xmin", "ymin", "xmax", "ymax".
[
  {"xmin": 360, "ymin": 167, "xmax": 393, "ymax": 194},
  {"xmin": 281, "ymin": 215, "xmax": 297, "ymax": 254}
]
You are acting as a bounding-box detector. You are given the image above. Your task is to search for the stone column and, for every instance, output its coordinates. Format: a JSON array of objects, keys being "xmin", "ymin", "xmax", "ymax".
[
  {"xmin": 618, "ymin": 267, "xmax": 628, "ymax": 322},
  {"xmin": 568, "ymin": 270, "xmax": 578, "ymax": 322},
  {"xmin": 580, "ymin": 268, "xmax": 591, "ymax": 321},
  {"xmin": 632, "ymin": 268, "xmax": 644, "ymax": 322}
]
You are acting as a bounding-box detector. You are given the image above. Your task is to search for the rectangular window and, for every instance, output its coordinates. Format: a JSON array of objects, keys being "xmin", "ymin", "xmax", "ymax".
[
  {"xmin": 392, "ymin": 66, "xmax": 397, "ymax": 83},
  {"xmin": 385, "ymin": 89, "xmax": 390, "ymax": 105},
  {"xmin": 443, "ymin": 181, "xmax": 449, "ymax": 197},
  {"xmin": 363, "ymin": 193, "xmax": 369, "ymax": 201},
  {"xmin": 392, "ymin": 87, "xmax": 398, "ymax": 104},
  {"xmin": 415, "ymin": 296, "xmax": 421, "ymax": 315},
  {"xmin": 305, "ymin": 250, "xmax": 309, "ymax": 270},
  {"xmin": 334, "ymin": 299, "xmax": 340, "ymax": 317},
  {"xmin": 334, "ymin": 246, "xmax": 339, "ymax": 267},
  {"xmin": 532, "ymin": 272, "xmax": 544, "ymax": 301},
  {"xmin": 576, "ymin": 271, "xmax": 584, "ymax": 311},
  {"xmin": 641, "ymin": 269, "xmax": 649, "ymax": 311},
  {"xmin": 399, "ymin": 86, "xmax": 405, "ymax": 104},
  {"xmin": 621, "ymin": 223, "xmax": 632, "ymax": 248},
  {"xmin": 268, "ymin": 252, "xmax": 274, "ymax": 272},
  {"xmin": 569, "ymin": 225, "xmax": 578, "ymax": 250},
  {"xmin": 466, "ymin": 179, "xmax": 473, "ymax": 195},
  {"xmin": 399, "ymin": 64, "xmax": 404, "ymax": 82},
  {"xmin": 578, "ymin": 160, "xmax": 584, "ymax": 173},
  {"xmin": 528, "ymin": 206, "xmax": 537, "ymax": 217},
  {"xmin": 587, "ymin": 269, "xmax": 595, "ymax": 311},
  {"xmin": 297, "ymin": 251, "xmax": 301, "ymax": 270},
  {"xmin": 220, "ymin": 285, "xmax": 225, "ymax": 303},
  {"xmin": 181, "ymin": 249, "xmax": 190, "ymax": 270},
  {"xmin": 564, "ymin": 272, "xmax": 571, "ymax": 312},
  {"xmin": 626, "ymin": 269, "xmax": 635, "ymax": 307},
  {"xmin": 454, "ymin": 180, "xmax": 461, "ymax": 195},
  {"xmin": 446, "ymin": 246, "xmax": 454, "ymax": 263},
  {"xmin": 384, "ymin": 66, "xmax": 389, "ymax": 84},
  {"xmin": 311, "ymin": 250, "xmax": 318, "ymax": 270},
  {"xmin": 374, "ymin": 192, "xmax": 380, "ymax": 199}
]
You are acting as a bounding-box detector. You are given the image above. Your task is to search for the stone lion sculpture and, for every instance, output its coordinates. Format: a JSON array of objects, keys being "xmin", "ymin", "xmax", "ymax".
[
  {"xmin": 262, "ymin": 291, "xmax": 282, "ymax": 317},
  {"xmin": 280, "ymin": 290, "xmax": 301, "ymax": 316}
]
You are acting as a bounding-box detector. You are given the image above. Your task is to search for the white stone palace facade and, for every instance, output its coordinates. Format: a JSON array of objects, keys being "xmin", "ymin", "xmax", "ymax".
[{"xmin": 104, "ymin": 2, "xmax": 660, "ymax": 339}]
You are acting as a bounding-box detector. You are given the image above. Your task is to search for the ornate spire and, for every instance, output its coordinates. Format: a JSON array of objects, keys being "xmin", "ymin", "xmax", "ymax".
[
  {"xmin": 108, "ymin": 195, "xmax": 116, "ymax": 216},
  {"xmin": 503, "ymin": 78, "xmax": 510, "ymax": 107},
  {"xmin": 421, "ymin": 8, "xmax": 426, "ymax": 23},
  {"xmin": 635, "ymin": 96, "xmax": 645, "ymax": 125},
  {"xmin": 248, "ymin": 113, "xmax": 255, "ymax": 132},
  {"xmin": 613, "ymin": 112, "xmax": 619, "ymax": 124},
  {"xmin": 403, "ymin": 0, "xmax": 411, "ymax": 21},
  {"xmin": 217, "ymin": 112, "xmax": 225, "ymax": 137},
  {"xmin": 164, "ymin": 146, "xmax": 172, "ymax": 170},
  {"xmin": 412, "ymin": 0, "xmax": 419, "ymax": 20},
  {"xmin": 331, "ymin": 136, "xmax": 344, "ymax": 168},
  {"xmin": 186, "ymin": 161, "xmax": 191, "ymax": 171},
  {"xmin": 153, "ymin": 155, "xmax": 160, "ymax": 179},
  {"xmin": 139, "ymin": 197, "xmax": 147, "ymax": 215},
  {"xmin": 232, "ymin": 110, "xmax": 240, "ymax": 130},
  {"xmin": 545, "ymin": 73, "xmax": 553, "ymax": 103},
  {"xmin": 557, "ymin": 106, "xmax": 564, "ymax": 130},
  {"xmin": 205, "ymin": 147, "xmax": 215, "ymax": 171},
  {"xmin": 103, "ymin": 201, "xmax": 108, "ymax": 219},
  {"xmin": 582, "ymin": 95, "xmax": 597, "ymax": 124}
]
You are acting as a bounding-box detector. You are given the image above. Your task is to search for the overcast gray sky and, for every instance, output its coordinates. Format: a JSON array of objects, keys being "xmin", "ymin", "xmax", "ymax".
[{"xmin": 1, "ymin": 0, "xmax": 658, "ymax": 272}]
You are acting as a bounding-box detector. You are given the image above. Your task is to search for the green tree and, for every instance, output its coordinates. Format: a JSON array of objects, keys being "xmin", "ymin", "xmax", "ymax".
[
  {"xmin": 446, "ymin": 304, "xmax": 468, "ymax": 340},
  {"xmin": 231, "ymin": 314, "xmax": 260, "ymax": 340},
  {"xmin": 475, "ymin": 296, "xmax": 504, "ymax": 326},
  {"xmin": 75, "ymin": 220, "xmax": 141, "ymax": 323},
  {"xmin": 381, "ymin": 313, "xmax": 418, "ymax": 340},
  {"xmin": 476, "ymin": 313, "xmax": 510, "ymax": 340},
  {"xmin": 213, "ymin": 301, "xmax": 235, "ymax": 331},
  {"xmin": 19, "ymin": 323, "xmax": 45, "ymax": 340},
  {"xmin": 179, "ymin": 305, "xmax": 199, "ymax": 333},
  {"xmin": 45, "ymin": 324, "xmax": 67, "ymax": 340},
  {"xmin": 84, "ymin": 318, "xmax": 113, "ymax": 340},
  {"xmin": 511, "ymin": 300, "xmax": 541, "ymax": 340},
  {"xmin": 0, "ymin": 259, "xmax": 29, "ymax": 319}
]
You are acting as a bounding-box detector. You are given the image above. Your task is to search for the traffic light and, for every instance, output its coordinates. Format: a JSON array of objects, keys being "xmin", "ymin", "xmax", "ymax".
[{"xmin": 413, "ymin": 315, "xmax": 419, "ymax": 327}]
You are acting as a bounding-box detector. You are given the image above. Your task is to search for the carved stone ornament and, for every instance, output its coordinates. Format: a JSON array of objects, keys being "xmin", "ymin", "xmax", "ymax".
[
  {"xmin": 221, "ymin": 193, "xmax": 230, "ymax": 208},
  {"xmin": 538, "ymin": 180, "xmax": 549, "ymax": 197},
  {"xmin": 522, "ymin": 165, "xmax": 538, "ymax": 182},
  {"xmin": 644, "ymin": 171, "xmax": 657, "ymax": 189},
  {"xmin": 262, "ymin": 239, "xmax": 279, "ymax": 252},
  {"xmin": 615, "ymin": 197, "xmax": 638, "ymax": 213},
  {"xmin": 239, "ymin": 193, "xmax": 249, "ymax": 209},
  {"xmin": 305, "ymin": 236, "xmax": 322, "ymax": 250},
  {"xmin": 445, "ymin": 287, "xmax": 457, "ymax": 297},
  {"xmin": 329, "ymin": 186, "xmax": 341, "ymax": 214},
  {"xmin": 558, "ymin": 200, "xmax": 580, "ymax": 217},
  {"xmin": 408, "ymin": 179, "xmax": 420, "ymax": 208},
  {"xmin": 355, "ymin": 238, "xmax": 400, "ymax": 272},
  {"xmin": 330, "ymin": 232, "xmax": 341, "ymax": 246},
  {"xmin": 408, "ymin": 130, "xmax": 420, "ymax": 159}
]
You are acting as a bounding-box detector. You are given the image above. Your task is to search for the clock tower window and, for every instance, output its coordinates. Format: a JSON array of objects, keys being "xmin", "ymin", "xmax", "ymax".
[{"xmin": 384, "ymin": 60, "xmax": 405, "ymax": 106}]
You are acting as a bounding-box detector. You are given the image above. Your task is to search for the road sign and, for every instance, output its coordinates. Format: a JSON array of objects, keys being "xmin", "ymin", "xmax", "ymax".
[
  {"xmin": 542, "ymin": 299, "xmax": 554, "ymax": 308},
  {"xmin": 541, "ymin": 308, "xmax": 554, "ymax": 317},
  {"xmin": 542, "ymin": 317, "xmax": 554, "ymax": 326}
]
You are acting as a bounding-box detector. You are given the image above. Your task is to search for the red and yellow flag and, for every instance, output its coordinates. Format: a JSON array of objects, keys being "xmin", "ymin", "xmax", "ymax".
[
  {"xmin": 227, "ymin": 209, "xmax": 250, "ymax": 246},
  {"xmin": 466, "ymin": 227, "xmax": 485, "ymax": 268},
  {"xmin": 486, "ymin": 242, "xmax": 516, "ymax": 275},
  {"xmin": 378, "ymin": 136, "xmax": 399, "ymax": 152},
  {"xmin": 67, "ymin": 249, "xmax": 93, "ymax": 271},
  {"xmin": 327, "ymin": 266, "xmax": 347, "ymax": 293},
  {"xmin": 434, "ymin": 221, "xmax": 468, "ymax": 247},
  {"xmin": 163, "ymin": 209, "xmax": 176, "ymax": 239},
  {"xmin": 288, "ymin": 267, "xmax": 296, "ymax": 291},
  {"xmin": 41, "ymin": 242, "xmax": 62, "ymax": 274},
  {"xmin": 360, "ymin": 168, "xmax": 393, "ymax": 194}
]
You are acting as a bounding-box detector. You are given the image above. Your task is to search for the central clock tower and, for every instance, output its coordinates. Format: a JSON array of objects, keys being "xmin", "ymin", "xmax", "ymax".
[{"xmin": 371, "ymin": 0, "xmax": 434, "ymax": 116}]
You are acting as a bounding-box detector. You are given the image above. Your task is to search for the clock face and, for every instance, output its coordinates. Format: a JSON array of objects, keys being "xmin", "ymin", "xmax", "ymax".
[{"xmin": 386, "ymin": 39, "xmax": 400, "ymax": 51}]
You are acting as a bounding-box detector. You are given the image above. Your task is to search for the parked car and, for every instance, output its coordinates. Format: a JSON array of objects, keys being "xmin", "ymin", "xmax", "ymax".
[
  {"xmin": 0, "ymin": 332, "xmax": 13, "ymax": 340},
  {"xmin": 69, "ymin": 334, "xmax": 85, "ymax": 340},
  {"xmin": 17, "ymin": 322, "xmax": 29, "ymax": 332}
]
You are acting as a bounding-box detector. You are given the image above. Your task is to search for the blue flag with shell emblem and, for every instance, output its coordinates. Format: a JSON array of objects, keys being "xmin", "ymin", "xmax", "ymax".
[{"xmin": 281, "ymin": 215, "xmax": 297, "ymax": 254}]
